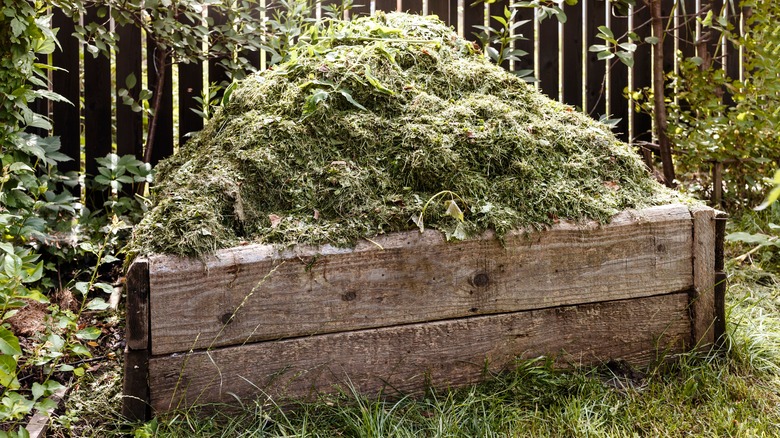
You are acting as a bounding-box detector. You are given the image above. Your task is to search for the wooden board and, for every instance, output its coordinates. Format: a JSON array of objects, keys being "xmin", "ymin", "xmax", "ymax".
[
  {"xmin": 126, "ymin": 260, "xmax": 150, "ymax": 350},
  {"xmin": 122, "ymin": 348, "xmax": 150, "ymax": 421},
  {"xmin": 691, "ymin": 206, "xmax": 716, "ymax": 347},
  {"xmin": 148, "ymin": 292, "xmax": 691, "ymax": 412},
  {"xmin": 148, "ymin": 204, "xmax": 694, "ymax": 355}
]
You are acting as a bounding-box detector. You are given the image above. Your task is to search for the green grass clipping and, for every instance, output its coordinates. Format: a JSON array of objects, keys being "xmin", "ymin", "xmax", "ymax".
[{"xmin": 131, "ymin": 12, "xmax": 687, "ymax": 257}]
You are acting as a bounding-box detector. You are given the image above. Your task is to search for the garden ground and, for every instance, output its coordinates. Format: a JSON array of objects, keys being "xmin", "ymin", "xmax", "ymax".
[{"xmin": 48, "ymin": 236, "xmax": 780, "ymax": 437}]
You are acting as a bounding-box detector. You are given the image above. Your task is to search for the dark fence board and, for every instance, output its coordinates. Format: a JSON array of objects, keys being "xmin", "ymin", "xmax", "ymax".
[
  {"xmin": 176, "ymin": 16, "xmax": 204, "ymax": 146},
  {"xmin": 146, "ymin": 39, "xmax": 173, "ymax": 166},
  {"xmin": 207, "ymin": 8, "xmax": 231, "ymax": 90},
  {"xmin": 51, "ymin": 10, "xmax": 80, "ymax": 174},
  {"xmin": 83, "ymin": 6, "xmax": 112, "ymax": 209},
  {"xmin": 561, "ymin": 2, "xmax": 583, "ymax": 109},
  {"xmin": 115, "ymin": 23, "xmax": 143, "ymax": 159},
  {"xmin": 585, "ymin": 1, "xmax": 606, "ymax": 117},
  {"xmin": 428, "ymin": 0, "xmax": 452, "ymax": 25},
  {"xmin": 177, "ymin": 60, "xmax": 203, "ymax": 146},
  {"xmin": 538, "ymin": 14, "xmax": 560, "ymax": 100},
  {"xmin": 462, "ymin": 2, "xmax": 484, "ymax": 42},
  {"xmin": 609, "ymin": 10, "xmax": 630, "ymax": 141},
  {"xmin": 512, "ymin": 6, "xmax": 535, "ymax": 78},
  {"xmin": 632, "ymin": 3, "xmax": 653, "ymax": 143},
  {"xmin": 401, "ymin": 0, "xmax": 422, "ymax": 14},
  {"xmin": 374, "ymin": 0, "xmax": 398, "ymax": 13}
]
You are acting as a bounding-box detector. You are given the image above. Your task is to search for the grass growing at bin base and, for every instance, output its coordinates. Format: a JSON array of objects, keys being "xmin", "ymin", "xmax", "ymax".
[
  {"xmin": 53, "ymin": 265, "xmax": 780, "ymax": 437},
  {"xmin": 130, "ymin": 12, "xmax": 689, "ymax": 257}
]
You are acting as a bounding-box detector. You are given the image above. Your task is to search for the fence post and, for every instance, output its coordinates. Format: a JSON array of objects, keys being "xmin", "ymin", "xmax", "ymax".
[{"xmin": 51, "ymin": 10, "xmax": 80, "ymax": 175}]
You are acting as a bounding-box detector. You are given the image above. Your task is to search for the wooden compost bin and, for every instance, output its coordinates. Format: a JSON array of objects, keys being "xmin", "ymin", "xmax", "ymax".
[{"xmin": 122, "ymin": 204, "xmax": 727, "ymax": 419}]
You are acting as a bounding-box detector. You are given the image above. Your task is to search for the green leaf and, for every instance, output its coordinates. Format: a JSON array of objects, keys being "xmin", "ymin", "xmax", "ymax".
[
  {"xmin": 31, "ymin": 382, "xmax": 44, "ymax": 400},
  {"xmin": 725, "ymin": 232, "xmax": 772, "ymax": 244},
  {"xmin": 74, "ymin": 281, "xmax": 90, "ymax": 295},
  {"xmin": 644, "ymin": 36, "xmax": 660, "ymax": 45},
  {"xmin": 700, "ymin": 10, "xmax": 714, "ymax": 27},
  {"xmin": 125, "ymin": 72, "xmax": 137, "ymax": 89},
  {"xmin": 75, "ymin": 327, "xmax": 102, "ymax": 340},
  {"xmin": 598, "ymin": 26, "xmax": 614, "ymax": 39},
  {"xmin": 338, "ymin": 89, "xmax": 367, "ymax": 111},
  {"xmin": 364, "ymin": 66, "xmax": 395, "ymax": 95},
  {"xmin": 0, "ymin": 242, "xmax": 14, "ymax": 255},
  {"xmin": 3, "ymin": 254, "xmax": 21, "ymax": 278},
  {"xmin": 597, "ymin": 50, "xmax": 615, "ymax": 61},
  {"xmin": 444, "ymin": 200, "xmax": 465, "ymax": 222},
  {"xmin": 0, "ymin": 326, "xmax": 22, "ymax": 356},
  {"xmin": 755, "ymin": 185, "xmax": 780, "ymax": 211},
  {"xmin": 86, "ymin": 298, "xmax": 110, "ymax": 311},
  {"xmin": 0, "ymin": 354, "xmax": 19, "ymax": 389}
]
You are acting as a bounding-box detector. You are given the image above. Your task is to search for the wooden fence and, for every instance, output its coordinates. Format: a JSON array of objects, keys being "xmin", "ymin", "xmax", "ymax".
[{"xmin": 43, "ymin": 0, "xmax": 743, "ymax": 183}]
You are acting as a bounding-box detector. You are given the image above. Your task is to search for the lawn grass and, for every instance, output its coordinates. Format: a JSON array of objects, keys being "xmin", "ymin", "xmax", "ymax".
[{"xmin": 51, "ymin": 262, "xmax": 780, "ymax": 437}]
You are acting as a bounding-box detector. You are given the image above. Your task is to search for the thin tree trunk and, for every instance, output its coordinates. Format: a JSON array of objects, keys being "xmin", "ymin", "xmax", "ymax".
[
  {"xmin": 648, "ymin": 0, "xmax": 676, "ymax": 187},
  {"xmin": 144, "ymin": 48, "xmax": 168, "ymax": 165}
]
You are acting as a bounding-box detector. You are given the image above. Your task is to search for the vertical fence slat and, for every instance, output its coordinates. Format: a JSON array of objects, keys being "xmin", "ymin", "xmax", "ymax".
[
  {"xmin": 374, "ymin": 0, "xmax": 398, "ymax": 13},
  {"xmin": 460, "ymin": 1, "xmax": 483, "ymax": 42},
  {"xmin": 538, "ymin": 14, "xmax": 559, "ymax": 100},
  {"xmin": 146, "ymin": 39, "xmax": 174, "ymax": 166},
  {"xmin": 609, "ymin": 9, "xmax": 630, "ymax": 141},
  {"xmin": 561, "ymin": 1, "xmax": 582, "ymax": 109},
  {"xmin": 488, "ymin": 1, "xmax": 510, "ymax": 69},
  {"xmin": 723, "ymin": 2, "xmax": 742, "ymax": 106},
  {"xmin": 51, "ymin": 10, "xmax": 80, "ymax": 174},
  {"xmin": 428, "ymin": 0, "xmax": 452, "ymax": 25},
  {"xmin": 115, "ymin": 23, "xmax": 143, "ymax": 159},
  {"xmin": 208, "ymin": 8, "xmax": 231, "ymax": 90},
  {"xmin": 585, "ymin": 0, "xmax": 606, "ymax": 117},
  {"xmin": 512, "ymin": 6, "xmax": 534, "ymax": 76},
  {"xmin": 176, "ymin": 17, "xmax": 204, "ymax": 146},
  {"xmin": 29, "ymin": 53, "xmax": 49, "ymax": 138},
  {"xmin": 239, "ymin": 3, "xmax": 263, "ymax": 67},
  {"xmin": 83, "ymin": 7, "xmax": 112, "ymax": 208},
  {"xmin": 401, "ymin": 0, "xmax": 422, "ymax": 14},
  {"xmin": 177, "ymin": 61, "xmax": 203, "ymax": 145},
  {"xmin": 632, "ymin": 3, "xmax": 653, "ymax": 143}
]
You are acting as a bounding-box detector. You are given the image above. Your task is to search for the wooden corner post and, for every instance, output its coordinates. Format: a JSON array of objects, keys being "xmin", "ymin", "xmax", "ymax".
[
  {"xmin": 122, "ymin": 259, "xmax": 151, "ymax": 421},
  {"xmin": 714, "ymin": 211, "xmax": 728, "ymax": 347},
  {"xmin": 690, "ymin": 206, "xmax": 719, "ymax": 348}
]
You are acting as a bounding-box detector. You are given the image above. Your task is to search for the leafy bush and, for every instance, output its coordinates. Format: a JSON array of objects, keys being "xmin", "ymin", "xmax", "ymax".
[
  {"xmin": 667, "ymin": 1, "xmax": 780, "ymax": 207},
  {"xmin": 1, "ymin": 1, "xmax": 152, "ymax": 431}
]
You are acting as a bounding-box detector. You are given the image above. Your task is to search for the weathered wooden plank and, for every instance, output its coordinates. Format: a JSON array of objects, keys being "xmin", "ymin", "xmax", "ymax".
[
  {"xmin": 146, "ymin": 38, "xmax": 174, "ymax": 166},
  {"xmin": 25, "ymin": 385, "xmax": 67, "ymax": 438},
  {"xmin": 714, "ymin": 211, "xmax": 728, "ymax": 346},
  {"xmin": 374, "ymin": 0, "xmax": 399, "ymax": 13},
  {"xmin": 177, "ymin": 14, "xmax": 205, "ymax": 145},
  {"xmin": 83, "ymin": 5, "xmax": 112, "ymax": 210},
  {"xmin": 115, "ymin": 22, "xmax": 144, "ymax": 160},
  {"xmin": 561, "ymin": 1, "xmax": 583, "ymax": 109},
  {"xmin": 427, "ymin": 0, "xmax": 452, "ymax": 25},
  {"xmin": 51, "ymin": 10, "xmax": 81, "ymax": 174},
  {"xmin": 122, "ymin": 348, "xmax": 150, "ymax": 421},
  {"xmin": 148, "ymin": 292, "xmax": 691, "ymax": 412},
  {"xmin": 126, "ymin": 260, "xmax": 150, "ymax": 350},
  {"xmin": 149, "ymin": 204, "xmax": 694, "ymax": 355},
  {"xmin": 691, "ymin": 206, "xmax": 716, "ymax": 347},
  {"xmin": 585, "ymin": 0, "xmax": 606, "ymax": 116}
]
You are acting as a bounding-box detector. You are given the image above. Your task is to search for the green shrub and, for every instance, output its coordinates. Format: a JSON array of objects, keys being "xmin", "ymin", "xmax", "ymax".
[{"xmin": 667, "ymin": 1, "xmax": 780, "ymax": 208}]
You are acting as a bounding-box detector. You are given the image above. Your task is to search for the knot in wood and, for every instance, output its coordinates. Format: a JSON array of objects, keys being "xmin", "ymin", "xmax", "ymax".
[
  {"xmin": 472, "ymin": 272, "xmax": 490, "ymax": 288},
  {"xmin": 342, "ymin": 291, "xmax": 357, "ymax": 302}
]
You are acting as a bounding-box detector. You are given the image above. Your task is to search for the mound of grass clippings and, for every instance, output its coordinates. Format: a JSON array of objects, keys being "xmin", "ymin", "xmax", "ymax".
[{"xmin": 131, "ymin": 12, "xmax": 688, "ymax": 257}]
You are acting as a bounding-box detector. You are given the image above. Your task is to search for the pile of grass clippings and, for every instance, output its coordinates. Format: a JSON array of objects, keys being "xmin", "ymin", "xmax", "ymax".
[{"xmin": 131, "ymin": 12, "xmax": 688, "ymax": 257}]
